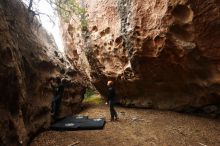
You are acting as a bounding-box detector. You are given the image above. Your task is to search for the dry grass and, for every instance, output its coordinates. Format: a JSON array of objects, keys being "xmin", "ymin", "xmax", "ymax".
[{"xmin": 83, "ymin": 94, "xmax": 104, "ymax": 105}]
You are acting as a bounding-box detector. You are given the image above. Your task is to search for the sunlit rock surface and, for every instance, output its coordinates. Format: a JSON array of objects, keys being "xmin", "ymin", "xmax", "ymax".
[
  {"xmin": 62, "ymin": 0, "xmax": 220, "ymax": 110},
  {"xmin": 0, "ymin": 0, "xmax": 86, "ymax": 145}
]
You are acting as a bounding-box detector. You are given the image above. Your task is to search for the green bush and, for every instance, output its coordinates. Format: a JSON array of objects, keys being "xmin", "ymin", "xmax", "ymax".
[
  {"xmin": 55, "ymin": 0, "xmax": 87, "ymax": 27},
  {"xmin": 83, "ymin": 89, "xmax": 103, "ymax": 104},
  {"xmin": 84, "ymin": 89, "xmax": 96, "ymax": 98}
]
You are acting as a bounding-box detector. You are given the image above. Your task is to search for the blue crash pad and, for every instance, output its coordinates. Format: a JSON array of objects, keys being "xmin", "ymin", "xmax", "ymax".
[{"xmin": 51, "ymin": 115, "xmax": 106, "ymax": 131}]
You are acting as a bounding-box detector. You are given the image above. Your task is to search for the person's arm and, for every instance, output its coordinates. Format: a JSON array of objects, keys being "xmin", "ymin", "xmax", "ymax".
[
  {"xmin": 105, "ymin": 88, "xmax": 110, "ymax": 104},
  {"xmin": 107, "ymin": 88, "xmax": 111, "ymax": 101}
]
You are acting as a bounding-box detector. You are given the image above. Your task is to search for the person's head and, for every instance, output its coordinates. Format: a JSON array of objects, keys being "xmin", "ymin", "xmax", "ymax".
[
  {"xmin": 56, "ymin": 77, "xmax": 61, "ymax": 84},
  {"xmin": 107, "ymin": 80, "xmax": 113, "ymax": 87}
]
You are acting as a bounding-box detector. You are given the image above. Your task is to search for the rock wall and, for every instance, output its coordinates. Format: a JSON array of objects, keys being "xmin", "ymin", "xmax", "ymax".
[
  {"xmin": 0, "ymin": 0, "xmax": 86, "ymax": 145},
  {"xmin": 62, "ymin": 0, "xmax": 220, "ymax": 110}
]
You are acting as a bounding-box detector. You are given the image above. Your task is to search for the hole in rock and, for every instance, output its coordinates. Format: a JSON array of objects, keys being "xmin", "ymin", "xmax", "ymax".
[
  {"xmin": 154, "ymin": 36, "xmax": 162, "ymax": 42},
  {"xmin": 67, "ymin": 25, "xmax": 74, "ymax": 33},
  {"xmin": 92, "ymin": 26, "xmax": 98, "ymax": 32},
  {"xmin": 59, "ymin": 58, "xmax": 64, "ymax": 63},
  {"xmin": 135, "ymin": 38, "xmax": 142, "ymax": 46},
  {"xmin": 154, "ymin": 35, "xmax": 165, "ymax": 47},
  {"xmin": 172, "ymin": 5, "xmax": 193, "ymax": 23},
  {"xmin": 105, "ymin": 27, "xmax": 110, "ymax": 34},
  {"xmin": 54, "ymin": 51, "xmax": 58, "ymax": 57},
  {"xmin": 134, "ymin": 31, "xmax": 141, "ymax": 36},
  {"xmin": 114, "ymin": 48, "xmax": 118, "ymax": 51},
  {"xmin": 100, "ymin": 30, "xmax": 105, "ymax": 37},
  {"xmin": 134, "ymin": 26, "xmax": 141, "ymax": 30},
  {"xmin": 115, "ymin": 36, "xmax": 123, "ymax": 45},
  {"xmin": 72, "ymin": 50, "xmax": 79, "ymax": 58},
  {"xmin": 170, "ymin": 24, "xmax": 193, "ymax": 42},
  {"xmin": 94, "ymin": 44, "xmax": 99, "ymax": 47},
  {"xmin": 136, "ymin": 38, "xmax": 141, "ymax": 43},
  {"xmin": 120, "ymin": 56, "xmax": 128, "ymax": 63},
  {"xmin": 100, "ymin": 27, "xmax": 111, "ymax": 37}
]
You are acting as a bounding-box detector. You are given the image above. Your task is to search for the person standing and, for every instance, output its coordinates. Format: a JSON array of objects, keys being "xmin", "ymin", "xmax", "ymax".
[
  {"xmin": 51, "ymin": 78, "xmax": 64, "ymax": 121},
  {"xmin": 107, "ymin": 80, "xmax": 118, "ymax": 121}
]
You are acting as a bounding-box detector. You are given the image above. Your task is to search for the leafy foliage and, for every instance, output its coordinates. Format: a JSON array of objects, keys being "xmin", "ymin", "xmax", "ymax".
[
  {"xmin": 53, "ymin": 0, "xmax": 87, "ymax": 27},
  {"xmin": 84, "ymin": 89, "xmax": 97, "ymax": 98},
  {"xmin": 25, "ymin": 0, "xmax": 87, "ymax": 28},
  {"xmin": 83, "ymin": 89, "xmax": 103, "ymax": 105}
]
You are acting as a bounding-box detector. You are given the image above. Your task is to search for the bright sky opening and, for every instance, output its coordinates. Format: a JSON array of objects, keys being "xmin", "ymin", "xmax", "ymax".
[{"xmin": 22, "ymin": 0, "xmax": 64, "ymax": 52}]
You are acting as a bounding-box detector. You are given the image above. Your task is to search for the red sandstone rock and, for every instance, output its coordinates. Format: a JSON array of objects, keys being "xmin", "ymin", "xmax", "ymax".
[
  {"xmin": 0, "ymin": 0, "xmax": 86, "ymax": 145},
  {"xmin": 62, "ymin": 0, "xmax": 220, "ymax": 109}
]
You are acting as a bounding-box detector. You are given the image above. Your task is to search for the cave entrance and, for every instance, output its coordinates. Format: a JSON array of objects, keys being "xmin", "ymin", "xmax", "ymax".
[{"xmin": 82, "ymin": 89, "xmax": 104, "ymax": 107}]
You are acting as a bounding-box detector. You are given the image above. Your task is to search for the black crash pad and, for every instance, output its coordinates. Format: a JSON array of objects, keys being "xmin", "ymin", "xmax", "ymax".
[{"xmin": 51, "ymin": 115, "xmax": 105, "ymax": 131}]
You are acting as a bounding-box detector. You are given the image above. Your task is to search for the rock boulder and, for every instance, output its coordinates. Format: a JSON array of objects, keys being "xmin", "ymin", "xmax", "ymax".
[
  {"xmin": 0, "ymin": 0, "xmax": 86, "ymax": 145},
  {"xmin": 62, "ymin": 0, "xmax": 220, "ymax": 110}
]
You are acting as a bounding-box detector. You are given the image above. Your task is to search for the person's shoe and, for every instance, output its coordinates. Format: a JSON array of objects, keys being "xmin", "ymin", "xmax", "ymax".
[
  {"xmin": 110, "ymin": 118, "xmax": 114, "ymax": 121},
  {"xmin": 115, "ymin": 117, "xmax": 119, "ymax": 121}
]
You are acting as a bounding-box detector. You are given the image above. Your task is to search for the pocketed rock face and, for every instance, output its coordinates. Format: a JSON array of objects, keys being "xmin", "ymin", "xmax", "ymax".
[
  {"xmin": 0, "ymin": 0, "xmax": 86, "ymax": 145},
  {"xmin": 63, "ymin": 0, "xmax": 220, "ymax": 110}
]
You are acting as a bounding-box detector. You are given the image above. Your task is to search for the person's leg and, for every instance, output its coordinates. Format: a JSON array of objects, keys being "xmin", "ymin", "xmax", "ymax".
[
  {"xmin": 56, "ymin": 98, "xmax": 61, "ymax": 119},
  {"xmin": 53, "ymin": 100, "xmax": 58, "ymax": 119},
  {"xmin": 53, "ymin": 96, "xmax": 61, "ymax": 120},
  {"xmin": 109, "ymin": 101, "xmax": 114, "ymax": 121},
  {"xmin": 112, "ymin": 104, "xmax": 118, "ymax": 120}
]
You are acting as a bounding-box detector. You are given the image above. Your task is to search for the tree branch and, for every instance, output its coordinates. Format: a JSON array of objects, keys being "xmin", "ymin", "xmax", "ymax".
[{"xmin": 28, "ymin": 0, "xmax": 34, "ymax": 11}]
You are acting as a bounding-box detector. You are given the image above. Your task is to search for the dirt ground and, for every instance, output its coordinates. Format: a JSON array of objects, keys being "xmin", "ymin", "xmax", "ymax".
[{"xmin": 31, "ymin": 103, "xmax": 220, "ymax": 146}]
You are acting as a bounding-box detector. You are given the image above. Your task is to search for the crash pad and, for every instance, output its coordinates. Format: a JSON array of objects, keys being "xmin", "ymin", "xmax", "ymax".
[{"xmin": 51, "ymin": 115, "xmax": 105, "ymax": 131}]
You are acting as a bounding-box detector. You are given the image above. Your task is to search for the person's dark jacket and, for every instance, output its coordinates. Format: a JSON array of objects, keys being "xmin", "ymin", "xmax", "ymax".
[
  {"xmin": 107, "ymin": 87, "xmax": 116, "ymax": 102},
  {"xmin": 55, "ymin": 83, "xmax": 64, "ymax": 96},
  {"xmin": 52, "ymin": 83, "xmax": 64, "ymax": 101}
]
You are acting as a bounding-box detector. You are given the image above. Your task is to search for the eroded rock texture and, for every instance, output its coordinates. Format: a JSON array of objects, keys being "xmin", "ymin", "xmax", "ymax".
[
  {"xmin": 62, "ymin": 0, "xmax": 220, "ymax": 110},
  {"xmin": 0, "ymin": 0, "xmax": 86, "ymax": 145}
]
